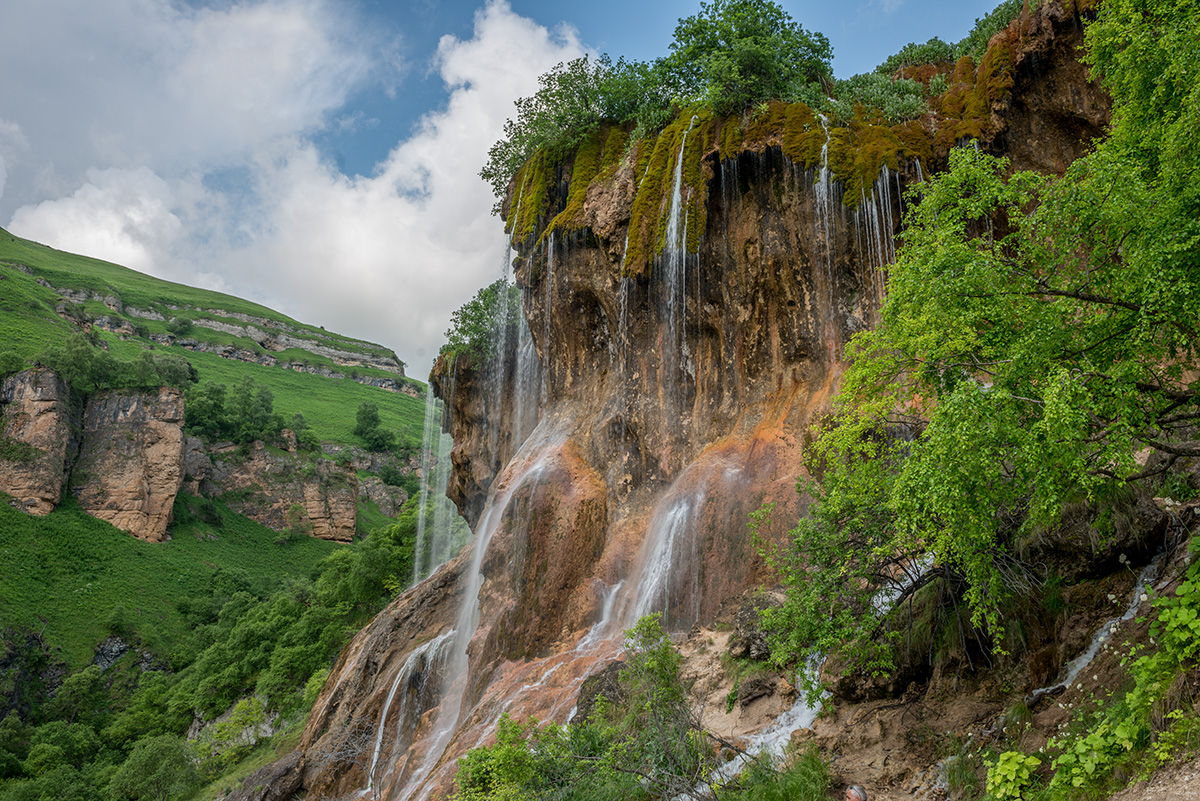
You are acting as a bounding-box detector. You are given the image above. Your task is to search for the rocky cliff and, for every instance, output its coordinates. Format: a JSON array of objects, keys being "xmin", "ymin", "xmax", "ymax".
[
  {"xmin": 266, "ymin": 3, "xmax": 1113, "ymax": 799},
  {"xmin": 185, "ymin": 439, "xmax": 360, "ymax": 543},
  {"xmin": 72, "ymin": 386, "xmax": 186, "ymax": 542},
  {"xmin": 0, "ymin": 368, "xmax": 78, "ymax": 515},
  {"xmin": 1, "ymin": 367, "xmax": 368, "ymax": 543}
]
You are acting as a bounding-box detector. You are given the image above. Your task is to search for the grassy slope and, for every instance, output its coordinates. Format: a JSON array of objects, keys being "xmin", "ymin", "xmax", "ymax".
[
  {"xmin": 0, "ymin": 496, "xmax": 342, "ymax": 669},
  {"xmin": 0, "ymin": 228, "xmax": 421, "ymax": 668},
  {"xmin": 0, "ymin": 228, "xmax": 391, "ymax": 359},
  {"xmin": 0, "ymin": 227, "xmax": 426, "ymax": 447}
]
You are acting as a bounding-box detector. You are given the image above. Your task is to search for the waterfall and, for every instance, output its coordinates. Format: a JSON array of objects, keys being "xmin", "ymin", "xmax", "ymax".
[
  {"xmin": 427, "ymin": 419, "xmax": 458, "ymax": 572},
  {"xmin": 412, "ymin": 385, "xmax": 438, "ymax": 584},
  {"xmin": 623, "ymin": 457, "xmax": 748, "ymax": 631},
  {"xmin": 513, "ymin": 311, "xmax": 541, "ymax": 446},
  {"xmin": 363, "ymin": 629, "xmax": 455, "ymax": 795},
  {"xmin": 412, "ymin": 390, "xmax": 461, "ymax": 583},
  {"xmin": 663, "ymin": 118, "xmax": 697, "ymax": 392},
  {"xmin": 398, "ymin": 424, "xmax": 566, "ymax": 801},
  {"xmin": 813, "ymin": 114, "xmax": 840, "ymax": 358}
]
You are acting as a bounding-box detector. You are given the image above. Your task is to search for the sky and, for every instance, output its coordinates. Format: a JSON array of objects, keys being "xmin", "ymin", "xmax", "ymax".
[{"xmin": 0, "ymin": 0, "xmax": 1007, "ymax": 376}]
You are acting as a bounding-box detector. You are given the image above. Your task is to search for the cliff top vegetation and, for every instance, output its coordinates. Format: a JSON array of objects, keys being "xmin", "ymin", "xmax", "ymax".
[
  {"xmin": 479, "ymin": 0, "xmax": 1025, "ymax": 207},
  {"xmin": 0, "ymin": 228, "xmax": 425, "ymax": 449}
]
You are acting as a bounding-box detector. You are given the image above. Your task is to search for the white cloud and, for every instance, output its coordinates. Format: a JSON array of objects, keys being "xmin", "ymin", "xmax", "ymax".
[
  {"xmin": 3, "ymin": 0, "xmax": 583, "ymax": 375},
  {"xmin": 213, "ymin": 1, "xmax": 586, "ymax": 372},
  {"xmin": 10, "ymin": 167, "xmax": 183, "ymax": 276}
]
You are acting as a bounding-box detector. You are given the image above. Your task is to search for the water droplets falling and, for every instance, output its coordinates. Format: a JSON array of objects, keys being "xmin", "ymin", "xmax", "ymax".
[{"xmin": 413, "ymin": 387, "xmax": 463, "ymax": 583}]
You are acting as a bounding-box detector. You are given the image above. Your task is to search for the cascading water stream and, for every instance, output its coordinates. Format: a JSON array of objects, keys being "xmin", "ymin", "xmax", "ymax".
[
  {"xmin": 1027, "ymin": 554, "xmax": 1165, "ymax": 705},
  {"xmin": 412, "ymin": 389, "xmax": 460, "ymax": 582},
  {"xmin": 813, "ymin": 114, "xmax": 840, "ymax": 359},
  {"xmin": 398, "ymin": 424, "xmax": 566, "ymax": 801},
  {"xmin": 362, "ymin": 629, "xmax": 455, "ymax": 796},
  {"xmin": 412, "ymin": 385, "xmax": 438, "ymax": 584},
  {"xmin": 661, "ymin": 116, "xmax": 699, "ymax": 438}
]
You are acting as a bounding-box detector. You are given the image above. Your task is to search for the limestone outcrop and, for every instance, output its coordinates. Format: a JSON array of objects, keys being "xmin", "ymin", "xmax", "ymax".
[
  {"xmin": 191, "ymin": 442, "xmax": 358, "ymax": 542},
  {"xmin": 0, "ymin": 369, "xmax": 78, "ymax": 515},
  {"xmin": 2, "ymin": 369, "xmax": 366, "ymax": 542},
  {"xmin": 72, "ymin": 387, "xmax": 186, "ymax": 542}
]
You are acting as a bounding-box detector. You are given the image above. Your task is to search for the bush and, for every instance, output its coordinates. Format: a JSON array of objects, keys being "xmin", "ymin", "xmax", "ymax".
[
  {"xmin": 440, "ymin": 279, "xmax": 522, "ymax": 362},
  {"xmin": 875, "ymin": 37, "xmax": 955, "ymax": 74},
  {"xmin": 165, "ymin": 317, "xmax": 193, "ymax": 337}
]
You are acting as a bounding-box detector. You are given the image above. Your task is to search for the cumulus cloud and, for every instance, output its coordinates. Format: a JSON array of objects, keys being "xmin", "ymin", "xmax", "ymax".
[
  {"xmin": 2, "ymin": 0, "xmax": 581, "ymax": 374},
  {"xmin": 217, "ymin": 1, "xmax": 585, "ymax": 370},
  {"xmin": 9, "ymin": 167, "xmax": 186, "ymax": 277}
]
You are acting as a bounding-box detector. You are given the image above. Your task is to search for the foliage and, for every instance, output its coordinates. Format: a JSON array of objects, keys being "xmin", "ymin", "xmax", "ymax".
[
  {"xmin": 440, "ymin": 279, "xmax": 523, "ymax": 362},
  {"xmin": 165, "ymin": 317, "xmax": 193, "ymax": 337},
  {"xmin": 482, "ymin": 0, "xmax": 832, "ymax": 201},
  {"xmin": 955, "ymin": 0, "xmax": 1023, "ymax": 64},
  {"xmin": 37, "ymin": 333, "xmax": 197, "ymax": 394},
  {"xmin": 875, "ymin": 37, "xmax": 955, "ymax": 74},
  {"xmin": 452, "ymin": 615, "xmax": 718, "ymax": 800},
  {"xmin": 733, "ymin": 747, "xmax": 830, "ymax": 801},
  {"xmin": 189, "ymin": 697, "xmax": 268, "ymax": 777},
  {"xmin": 480, "ymin": 54, "xmax": 677, "ymax": 203},
  {"xmin": 353, "ymin": 402, "xmax": 396, "ymax": 452},
  {"xmin": 985, "ymin": 750, "xmax": 1041, "ymax": 800},
  {"xmin": 765, "ymin": 0, "xmax": 1200, "ymax": 682},
  {"xmin": 184, "ymin": 375, "xmax": 284, "ymax": 445},
  {"xmin": 664, "ymin": 0, "xmax": 831, "ymax": 116},
  {"xmin": 823, "ymin": 73, "xmax": 929, "ymax": 124},
  {"xmin": 106, "ymin": 734, "xmax": 199, "ymax": 801}
]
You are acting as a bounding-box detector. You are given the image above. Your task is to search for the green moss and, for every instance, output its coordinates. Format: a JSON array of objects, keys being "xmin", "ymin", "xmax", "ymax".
[
  {"xmin": 781, "ymin": 102, "xmax": 823, "ymax": 167},
  {"xmin": 507, "ymin": 153, "xmax": 550, "ymax": 242},
  {"xmin": 599, "ymin": 126, "xmax": 630, "ymax": 171},
  {"xmin": 546, "ymin": 127, "xmax": 606, "ymax": 233},
  {"xmin": 718, "ymin": 117, "xmax": 744, "ymax": 160},
  {"xmin": 742, "ymin": 100, "xmax": 788, "ymax": 144}
]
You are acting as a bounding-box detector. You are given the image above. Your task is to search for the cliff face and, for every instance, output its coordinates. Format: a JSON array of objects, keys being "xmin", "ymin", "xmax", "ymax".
[
  {"xmin": 1, "ymin": 368, "xmax": 363, "ymax": 543},
  {"xmin": 186, "ymin": 440, "xmax": 359, "ymax": 543},
  {"xmin": 72, "ymin": 387, "xmax": 186, "ymax": 542},
  {"xmin": 0, "ymin": 369, "xmax": 78, "ymax": 515},
  {"xmin": 289, "ymin": 3, "xmax": 1112, "ymax": 799}
]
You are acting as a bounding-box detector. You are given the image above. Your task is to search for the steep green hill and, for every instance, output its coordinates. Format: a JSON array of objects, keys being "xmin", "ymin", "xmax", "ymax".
[{"xmin": 0, "ymin": 227, "xmax": 425, "ymax": 448}]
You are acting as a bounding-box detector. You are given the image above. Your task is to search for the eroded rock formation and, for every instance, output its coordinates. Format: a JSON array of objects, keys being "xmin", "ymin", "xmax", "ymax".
[
  {"xmin": 187, "ymin": 441, "xmax": 359, "ymax": 542},
  {"xmin": 0, "ymin": 369, "xmax": 78, "ymax": 515},
  {"xmin": 72, "ymin": 387, "xmax": 186, "ymax": 542}
]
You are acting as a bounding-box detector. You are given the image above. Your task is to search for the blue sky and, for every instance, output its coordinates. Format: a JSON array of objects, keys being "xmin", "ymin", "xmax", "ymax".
[{"xmin": 0, "ymin": 0, "xmax": 1006, "ymax": 374}]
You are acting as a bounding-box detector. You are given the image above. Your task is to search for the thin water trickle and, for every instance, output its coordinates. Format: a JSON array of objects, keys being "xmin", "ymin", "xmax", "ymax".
[{"xmin": 1027, "ymin": 555, "xmax": 1164, "ymax": 705}]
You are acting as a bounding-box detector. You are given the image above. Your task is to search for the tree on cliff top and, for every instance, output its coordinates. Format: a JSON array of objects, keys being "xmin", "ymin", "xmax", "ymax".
[
  {"xmin": 664, "ymin": 0, "xmax": 831, "ymax": 115},
  {"xmin": 764, "ymin": 0, "xmax": 1200, "ymax": 680},
  {"xmin": 480, "ymin": 0, "xmax": 832, "ymax": 201}
]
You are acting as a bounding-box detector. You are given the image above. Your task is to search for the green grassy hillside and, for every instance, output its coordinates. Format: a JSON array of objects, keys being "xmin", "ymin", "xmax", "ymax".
[
  {"xmin": 0, "ymin": 496, "xmax": 340, "ymax": 670},
  {"xmin": 0, "ymin": 227, "xmax": 425, "ymax": 449}
]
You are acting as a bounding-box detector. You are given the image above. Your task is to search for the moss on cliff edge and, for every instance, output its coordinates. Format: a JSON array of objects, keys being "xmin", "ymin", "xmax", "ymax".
[{"xmin": 500, "ymin": 1, "xmax": 1035, "ymax": 270}]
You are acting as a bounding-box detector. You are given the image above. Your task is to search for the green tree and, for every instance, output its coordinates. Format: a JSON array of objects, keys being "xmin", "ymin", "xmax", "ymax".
[
  {"xmin": 353, "ymin": 402, "xmax": 396, "ymax": 452},
  {"xmin": 440, "ymin": 279, "xmax": 523, "ymax": 362},
  {"xmin": 107, "ymin": 734, "xmax": 199, "ymax": 801},
  {"xmin": 185, "ymin": 382, "xmax": 229, "ymax": 440},
  {"xmin": 664, "ymin": 0, "xmax": 832, "ymax": 115},
  {"xmin": 765, "ymin": 0, "xmax": 1200, "ymax": 680}
]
